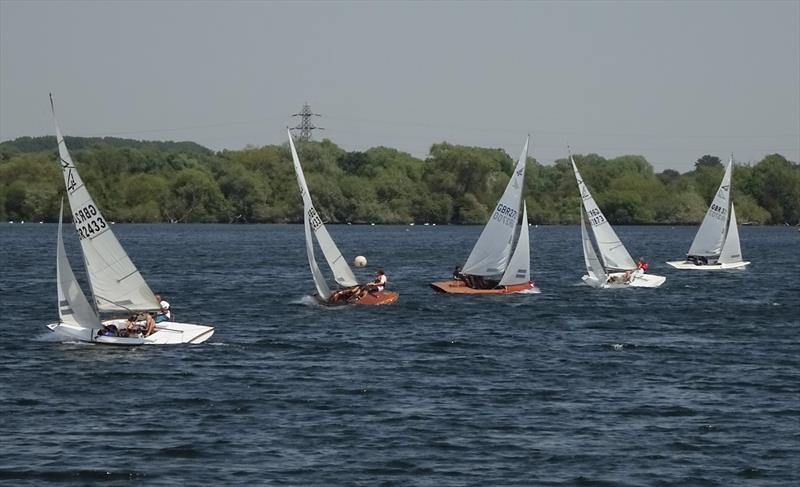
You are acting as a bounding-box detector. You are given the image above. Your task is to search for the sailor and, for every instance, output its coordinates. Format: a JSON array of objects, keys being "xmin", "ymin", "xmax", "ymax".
[
  {"xmin": 637, "ymin": 257, "xmax": 649, "ymax": 271},
  {"xmin": 352, "ymin": 269, "xmax": 387, "ymax": 302},
  {"xmin": 452, "ymin": 265, "xmax": 464, "ymax": 281},
  {"xmin": 155, "ymin": 294, "xmax": 172, "ymax": 323},
  {"xmin": 367, "ymin": 269, "xmax": 387, "ymax": 292}
]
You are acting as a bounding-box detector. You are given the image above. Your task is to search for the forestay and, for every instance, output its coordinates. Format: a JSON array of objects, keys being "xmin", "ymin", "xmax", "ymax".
[
  {"xmin": 571, "ymin": 156, "xmax": 636, "ymax": 271},
  {"xmin": 499, "ymin": 202, "xmax": 530, "ymax": 286},
  {"xmin": 580, "ymin": 202, "xmax": 607, "ymax": 282},
  {"xmin": 688, "ymin": 158, "xmax": 733, "ymax": 257},
  {"xmin": 463, "ymin": 137, "xmax": 529, "ymax": 276},
  {"xmin": 52, "ymin": 97, "xmax": 159, "ymax": 313},
  {"xmin": 719, "ymin": 203, "xmax": 743, "ymax": 264},
  {"xmin": 57, "ymin": 201, "xmax": 101, "ymax": 327},
  {"xmin": 288, "ymin": 130, "xmax": 358, "ymax": 288}
]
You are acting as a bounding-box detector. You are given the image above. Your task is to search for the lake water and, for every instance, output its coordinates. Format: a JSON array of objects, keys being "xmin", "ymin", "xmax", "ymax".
[{"xmin": 0, "ymin": 223, "xmax": 798, "ymax": 485}]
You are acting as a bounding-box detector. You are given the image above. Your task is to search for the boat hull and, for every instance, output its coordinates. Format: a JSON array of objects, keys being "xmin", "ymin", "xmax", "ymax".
[
  {"xmin": 430, "ymin": 279, "xmax": 536, "ymax": 295},
  {"xmin": 316, "ymin": 290, "xmax": 399, "ymax": 306},
  {"xmin": 355, "ymin": 290, "xmax": 399, "ymax": 305},
  {"xmin": 582, "ymin": 271, "xmax": 666, "ymax": 289},
  {"xmin": 47, "ymin": 319, "xmax": 215, "ymax": 345},
  {"xmin": 666, "ymin": 260, "xmax": 750, "ymax": 270}
]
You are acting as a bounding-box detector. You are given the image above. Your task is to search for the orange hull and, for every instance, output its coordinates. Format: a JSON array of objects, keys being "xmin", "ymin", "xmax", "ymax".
[
  {"xmin": 355, "ymin": 290, "xmax": 399, "ymax": 305},
  {"xmin": 317, "ymin": 290, "xmax": 399, "ymax": 306},
  {"xmin": 430, "ymin": 279, "xmax": 534, "ymax": 295}
]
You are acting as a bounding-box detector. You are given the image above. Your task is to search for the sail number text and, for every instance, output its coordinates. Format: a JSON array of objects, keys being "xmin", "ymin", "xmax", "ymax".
[
  {"xmin": 709, "ymin": 203, "xmax": 727, "ymax": 221},
  {"xmin": 73, "ymin": 204, "xmax": 107, "ymax": 240},
  {"xmin": 587, "ymin": 207, "xmax": 606, "ymax": 226},
  {"xmin": 492, "ymin": 203, "xmax": 518, "ymax": 227}
]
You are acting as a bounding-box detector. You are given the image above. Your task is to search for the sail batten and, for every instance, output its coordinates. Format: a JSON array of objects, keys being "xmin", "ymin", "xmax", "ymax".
[
  {"xmin": 688, "ymin": 159, "xmax": 733, "ymax": 257},
  {"xmin": 463, "ymin": 137, "xmax": 529, "ymax": 276},
  {"xmin": 52, "ymin": 107, "xmax": 159, "ymax": 313}
]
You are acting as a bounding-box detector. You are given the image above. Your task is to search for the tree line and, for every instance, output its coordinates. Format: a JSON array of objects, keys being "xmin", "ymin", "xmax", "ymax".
[{"xmin": 1, "ymin": 135, "xmax": 798, "ymax": 225}]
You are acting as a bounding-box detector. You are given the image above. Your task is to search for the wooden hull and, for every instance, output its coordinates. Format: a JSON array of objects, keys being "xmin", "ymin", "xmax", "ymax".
[
  {"xmin": 355, "ymin": 290, "xmax": 399, "ymax": 305},
  {"xmin": 430, "ymin": 279, "xmax": 535, "ymax": 295},
  {"xmin": 316, "ymin": 290, "xmax": 399, "ymax": 306}
]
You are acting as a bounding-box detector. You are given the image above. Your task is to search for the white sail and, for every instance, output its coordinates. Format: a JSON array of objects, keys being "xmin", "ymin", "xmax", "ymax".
[
  {"xmin": 305, "ymin": 214, "xmax": 332, "ymax": 299},
  {"xmin": 499, "ymin": 201, "xmax": 531, "ymax": 286},
  {"xmin": 571, "ymin": 156, "xmax": 636, "ymax": 271},
  {"xmin": 581, "ymin": 202, "xmax": 607, "ymax": 282},
  {"xmin": 288, "ymin": 130, "xmax": 358, "ymax": 287},
  {"xmin": 719, "ymin": 203, "xmax": 743, "ymax": 264},
  {"xmin": 688, "ymin": 158, "xmax": 733, "ymax": 257},
  {"xmin": 57, "ymin": 200, "xmax": 101, "ymax": 327},
  {"xmin": 463, "ymin": 137, "xmax": 529, "ymax": 276},
  {"xmin": 51, "ymin": 97, "xmax": 159, "ymax": 312}
]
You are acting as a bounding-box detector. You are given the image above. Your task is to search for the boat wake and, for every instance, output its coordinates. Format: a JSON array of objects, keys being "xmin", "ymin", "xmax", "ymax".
[
  {"xmin": 292, "ymin": 295, "xmax": 347, "ymax": 309},
  {"xmin": 517, "ymin": 287, "xmax": 542, "ymax": 295}
]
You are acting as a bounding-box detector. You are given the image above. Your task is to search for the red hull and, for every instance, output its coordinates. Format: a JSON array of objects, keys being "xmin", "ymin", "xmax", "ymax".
[{"xmin": 430, "ymin": 279, "xmax": 534, "ymax": 295}]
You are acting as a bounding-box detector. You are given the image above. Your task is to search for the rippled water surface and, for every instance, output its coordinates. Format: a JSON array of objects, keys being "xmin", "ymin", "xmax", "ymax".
[{"xmin": 0, "ymin": 223, "xmax": 798, "ymax": 485}]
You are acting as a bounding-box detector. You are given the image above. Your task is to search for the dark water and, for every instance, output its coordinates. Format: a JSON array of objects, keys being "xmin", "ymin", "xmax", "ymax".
[{"xmin": 0, "ymin": 223, "xmax": 798, "ymax": 486}]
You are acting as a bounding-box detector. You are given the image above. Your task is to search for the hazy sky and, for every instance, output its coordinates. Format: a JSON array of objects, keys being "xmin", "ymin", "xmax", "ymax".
[{"xmin": 1, "ymin": 0, "xmax": 798, "ymax": 171}]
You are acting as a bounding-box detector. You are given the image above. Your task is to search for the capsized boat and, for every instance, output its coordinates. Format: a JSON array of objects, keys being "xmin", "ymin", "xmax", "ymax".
[
  {"xmin": 46, "ymin": 96, "xmax": 214, "ymax": 345},
  {"xmin": 571, "ymin": 153, "xmax": 665, "ymax": 288},
  {"xmin": 667, "ymin": 158, "xmax": 749, "ymax": 270},
  {"xmin": 431, "ymin": 137, "xmax": 537, "ymax": 295},
  {"xmin": 288, "ymin": 130, "xmax": 398, "ymax": 305}
]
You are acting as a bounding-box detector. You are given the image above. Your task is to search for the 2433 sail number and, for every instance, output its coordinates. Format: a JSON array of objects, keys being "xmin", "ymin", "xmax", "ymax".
[{"xmin": 73, "ymin": 204, "xmax": 107, "ymax": 240}]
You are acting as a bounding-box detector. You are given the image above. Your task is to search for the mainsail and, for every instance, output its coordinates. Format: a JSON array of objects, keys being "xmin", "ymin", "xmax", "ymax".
[
  {"xmin": 288, "ymin": 130, "xmax": 358, "ymax": 289},
  {"xmin": 571, "ymin": 155, "xmax": 636, "ymax": 271},
  {"xmin": 718, "ymin": 203, "xmax": 743, "ymax": 264},
  {"xmin": 499, "ymin": 201, "xmax": 531, "ymax": 286},
  {"xmin": 463, "ymin": 137, "xmax": 529, "ymax": 276},
  {"xmin": 688, "ymin": 158, "xmax": 733, "ymax": 257},
  {"xmin": 51, "ymin": 96, "xmax": 159, "ymax": 312},
  {"xmin": 580, "ymin": 202, "xmax": 607, "ymax": 282},
  {"xmin": 57, "ymin": 200, "xmax": 101, "ymax": 327}
]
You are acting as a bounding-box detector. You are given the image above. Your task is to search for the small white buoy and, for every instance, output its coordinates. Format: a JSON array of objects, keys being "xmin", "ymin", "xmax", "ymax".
[
  {"xmin": 353, "ymin": 255, "xmax": 367, "ymax": 267},
  {"xmin": 370, "ymin": 223, "xmax": 375, "ymax": 226}
]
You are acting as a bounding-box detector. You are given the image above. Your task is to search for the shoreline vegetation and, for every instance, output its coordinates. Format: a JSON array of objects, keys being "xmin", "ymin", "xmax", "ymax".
[{"xmin": 1, "ymin": 135, "xmax": 798, "ymax": 225}]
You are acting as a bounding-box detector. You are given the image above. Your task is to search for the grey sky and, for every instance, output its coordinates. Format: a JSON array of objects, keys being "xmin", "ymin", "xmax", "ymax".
[{"xmin": 1, "ymin": 0, "xmax": 798, "ymax": 171}]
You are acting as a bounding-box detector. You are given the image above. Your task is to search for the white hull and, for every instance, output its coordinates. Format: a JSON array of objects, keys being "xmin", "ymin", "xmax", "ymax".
[
  {"xmin": 582, "ymin": 270, "xmax": 666, "ymax": 289},
  {"xmin": 666, "ymin": 260, "xmax": 750, "ymax": 270},
  {"xmin": 47, "ymin": 319, "xmax": 214, "ymax": 345}
]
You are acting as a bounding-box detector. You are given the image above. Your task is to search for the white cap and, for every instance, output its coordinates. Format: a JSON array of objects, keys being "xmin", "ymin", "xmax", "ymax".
[{"xmin": 160, "ymin": 300, "xmax": 170, "ymax": 310}]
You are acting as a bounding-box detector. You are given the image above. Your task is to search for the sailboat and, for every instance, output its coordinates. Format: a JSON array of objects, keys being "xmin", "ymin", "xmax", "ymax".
[
  {"xmin": 571, "ymin": 153, "xmax": 665, "ymax": 288},
  {"xmin": 288, "ymin": 130, "xmax": 399, "ymax": 305},
  {"xmin": 431, "ymin": 137, "xmax": 536, "ymax": 294},
  {"xmin": 667, "ymin": 158, "xmax": 749, "ymax": 270},
  {"xmin": 46, "ymin": 96, "xmax": 214, "ymax": 344}
]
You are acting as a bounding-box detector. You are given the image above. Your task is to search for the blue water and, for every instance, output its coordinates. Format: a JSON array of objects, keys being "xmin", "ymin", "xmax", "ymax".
[{"xmin": 0, "ymin": 223, "xmax": 798, "ymax": 485}]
